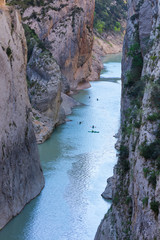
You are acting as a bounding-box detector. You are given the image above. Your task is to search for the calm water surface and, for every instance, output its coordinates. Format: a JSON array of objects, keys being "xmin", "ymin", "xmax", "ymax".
[{"xmin": 0, "ymin": 53, "xmax": 122, "ymax": 240}]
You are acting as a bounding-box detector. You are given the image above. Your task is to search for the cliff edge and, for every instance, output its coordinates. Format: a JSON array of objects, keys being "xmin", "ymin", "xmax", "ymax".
[
  {"xmin": 0, "ymin": 6, "xmax": 44, "ymax": 229},
  {"xmin": 95, "ymin": 0, "xmax": 160, "ymax": 239},
  {"xmin": 7, "ymin": 0, "xmax": 95, "ymax": 143}
]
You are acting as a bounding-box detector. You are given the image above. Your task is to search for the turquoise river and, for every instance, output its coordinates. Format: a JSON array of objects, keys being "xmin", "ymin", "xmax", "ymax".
[{"xmin": 0, "ymin": 53, "xmax": 122, "ymax": 240}]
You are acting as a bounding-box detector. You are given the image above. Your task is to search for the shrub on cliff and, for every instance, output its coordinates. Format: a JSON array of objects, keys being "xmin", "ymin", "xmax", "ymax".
[
  {"xmin": 7, "ymin": 0, "xmax": 46, "ymax": 9},
  {"xmin": 150, "ymin": 201, "xmax": 159, "ymax": 216},
  {"xmin": 94, "ymin": 0, "xmax": 127, "ymax": 33},
  {"xmin": 23, "ymin": 24, "xmax": 46, "ymax": 61},
  {"xmin": 139, "ymin": 141, "xmax": 160, "ymax": 160},
  {"xmin": 119, "ymin": 144, "xmax": 130, "ymax": 173}
]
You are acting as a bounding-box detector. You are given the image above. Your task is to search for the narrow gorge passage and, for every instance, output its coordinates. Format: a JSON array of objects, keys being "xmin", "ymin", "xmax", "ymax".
[{"xmin": 0, "ymin": 53, "xmax": 121, "ymax": 240}]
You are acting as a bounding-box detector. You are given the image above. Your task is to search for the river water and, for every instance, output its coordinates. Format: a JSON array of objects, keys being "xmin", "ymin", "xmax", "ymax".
[{"xmin": 0, "ymin": 53, "xmax": 121, "ymax": 240}]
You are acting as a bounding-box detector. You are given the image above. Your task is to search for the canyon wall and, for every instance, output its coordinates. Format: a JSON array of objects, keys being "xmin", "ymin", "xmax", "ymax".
[
  {"xmin": 95, "ymin": 0, "xmax": 160, "ymax": 239},
  {"xmin": 22, "ymin": 0, "xmax": 95, "ymax": 90},
  {"xmin": 7, "ymin": 0, "xmax": 95, "ymax": 142},
  {"xmin": 0, "ymin": 6, "xmax": 44, "ymax": 229}
]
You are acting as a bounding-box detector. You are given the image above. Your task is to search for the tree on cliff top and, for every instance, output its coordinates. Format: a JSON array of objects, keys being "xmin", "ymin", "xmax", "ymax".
[{"xmin": 94, "ymin": 0, "xmax": 127, "ymax": 34}]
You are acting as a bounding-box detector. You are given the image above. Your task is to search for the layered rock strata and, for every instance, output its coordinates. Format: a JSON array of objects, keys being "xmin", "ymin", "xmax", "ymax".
[{"xmin": 0, "ymin": 6, "xmax": 44, "ymax": 229}]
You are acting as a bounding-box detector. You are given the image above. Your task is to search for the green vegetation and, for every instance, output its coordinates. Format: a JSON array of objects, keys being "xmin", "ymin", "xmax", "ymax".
[
  {"xmin": 156, "ymin": 157, "xmax": 160, "ymax": 170},
  {"xmin": 140, "ymin": 139, "xmax": 160, "ymax": 189},
  {"xmin": 139, "ymin": 141, "xmax": 160, "ymax": 160},
  {"xmin": 142, "ymin": 197, "xmax": 148, "ymax": 207},
  {"xmin": 127, "ymin": 42, "xmax": 143, "ymax": 68},
  {"xmin": 148, "ymin": 171, "xmax": 157, "ymax": 189},
  {"xmin": 118, "ymin": 144, "xmax": 130, "ymax": 173},
  {"xmin": 150, "ymin": 200, "xmax": 159, "ymax": 216},
  {"xmin": 125, "ymin": 42, "xmax": 144, "ymax": 95},
  {"xmin": 126, "ymin": 196, "xmax": 132, "ymax": 205},
  {"xmin": 147, "ymin": 112, "xmax": 160, "ymax": 122},
  {"xmin": 121, "ymin": 28, "xmax": 144, "ymax": 141},
  {"xmin": 94, "ymin": 20, "xmax": 105, "ymax": 34},
  {"xmin": 113, "ymin": 192, "xmax": 120, "ymax": 205},
  {"xmin": 143, "ymin": 168, "xmax": 150, "ymax": 178},
  {"xmin": 7, "ymin": 0, "xmax": 50, "ymax": 10},
  {"xmin": 94, "ymin": 0, "xmax": 127, "ymax": 34},
  {"xmin": 23, "ymin": 24, "xmax": 46, "ymax": 60},
  {"xmin": 151, "ymin": 83, "xmax": 160, "ymax": 108}
]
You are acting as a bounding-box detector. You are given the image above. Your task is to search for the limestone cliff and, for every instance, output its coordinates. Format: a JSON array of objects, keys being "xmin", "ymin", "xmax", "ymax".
[
  {"xmin": 7, "ymin": 0, "xmax": 95, "ymax": 142},
  {"xmin": 0, "ymin": 6, "xmax": 44, "ymax": 229},
  {"xmin": 95, "ymin": 0, "xmax": 160, "ymax": 239},
  {"xmin": 21, "ymin": 0, "xmax": 95, "ymax": 90}
]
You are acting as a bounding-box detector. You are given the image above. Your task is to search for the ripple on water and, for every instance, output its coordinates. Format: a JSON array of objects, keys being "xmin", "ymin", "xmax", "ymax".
[{"xmin": 0, "ymin": 53, "xmax": 122, "ymax": 240}]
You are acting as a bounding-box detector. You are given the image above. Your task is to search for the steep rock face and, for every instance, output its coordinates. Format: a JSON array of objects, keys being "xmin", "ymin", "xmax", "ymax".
[
  {"xmin": 0, "ymin": 7, "xmax": 44, "ymax": 229},
  {"xmin": 22, "ymin": 0, "xmax": 95, "ymax": 90},
  {"xmin": 27, "ymin": 46, "xmax": 64, "ymax": 143},
  {"xmin": 7, "ymin": 0, "xmax": 95, "ymax": 142},
  {"xmin": 95, "ymin": 0, "xmax": 160, "ymax": 239}
]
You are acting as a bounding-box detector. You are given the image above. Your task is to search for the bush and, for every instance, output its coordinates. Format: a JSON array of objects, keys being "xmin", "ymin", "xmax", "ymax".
[
  {"xmin": 148, "ymin": 171, "xmax": 157, "ymax": 189},
  {"xmin": 8, "ymin": 0, "xmax": 45, "ymax": 10},
  {"xmin": 95, "ymin": 20, "xmax": 105, "ymax": 34},
  {"xmin": 23, "ymin": 24, "xmax": 46, "ymax": 61},
  {"xmin": 155, "ymin": 124, "xmax": 160, "ymax": 139},
  {"xmin": 127, "ymin": 43, "xmax": 143, "ymax": 68},
  {"xmin": 134, "ymin": 121, "xmax": 141, "ymax": 128},
  {"xmin": 94, "ymin": 0, "xmax": 127, "ymax": 33},
  {"xmin": 156, "ymin": 156, "xmax": 160, "ymax": 170},
  {"xmin": 119, "ymin": 145, "xmax": 129, "ymax": 160},
  {"xmin": 150, "ymin": 201, "xmax": 159, "ymax": 216},
  {"xmin": 142, "ymin": 197, "xmax": 148, "ymax": 207},
  {"xmin": 126, "ymin": 196, "xmax": 132, "ymax": 205},
  {"xmin": 114, "ymin": 22, "xmax": 121, "ymax": 32},
  {"xmin": 143, "ymin": 168, "xmax": 150, "ymax": 178},
  {"xmin": 139, "ymin": 141, "xmax": 160, "ymax": 160},
  {"xmin": 151, "ymin": 85, "xmax": 160, "ymax": 108},
  {"xmin": 147, "ymin": 113, "xmax": 160, "ymax": 122},
  {"xmin": 119, "ymin": 145, "xmax": 130, "ymax": 173}
]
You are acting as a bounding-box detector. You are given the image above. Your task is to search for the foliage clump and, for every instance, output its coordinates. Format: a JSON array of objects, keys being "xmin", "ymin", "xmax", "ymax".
[
  {"xmin": 94, "ymin": 0, "xmax": 127, "ymax": 34},
  {"xmin": 119, "ymin": 145, "xmax": 130, "ymax": 173},
  {"xmin": 23, "ymin": 24, "xmax": 46, "ymax": 61},
  {"xmin": 150, "ymin": 201, "xmax": 159, "ymax": 216}
]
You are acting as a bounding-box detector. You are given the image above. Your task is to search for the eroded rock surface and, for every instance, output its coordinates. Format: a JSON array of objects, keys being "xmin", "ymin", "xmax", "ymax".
[
  {"xmin": 95, "ymin": 0, "xmax": 160, "ymax": 239},
  {"xmin": 0, "ymin": 6, "xmax": 44, "ymax": 229},
  {"xmin": 7, "ymin": 0, "xmax": 95, "ymax": 142},
  {"xmin": 20, "ymin": 0, "xmax": 95, "ymax": 90}
]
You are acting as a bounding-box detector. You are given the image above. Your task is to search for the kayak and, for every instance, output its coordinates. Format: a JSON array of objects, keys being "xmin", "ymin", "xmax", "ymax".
[{"xmin": 88, "ymin": 131, "xmax": 99, "ymax": 133}]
